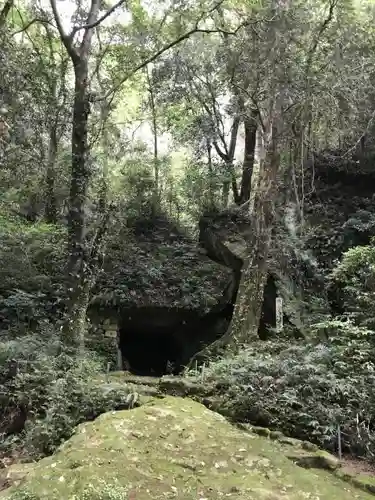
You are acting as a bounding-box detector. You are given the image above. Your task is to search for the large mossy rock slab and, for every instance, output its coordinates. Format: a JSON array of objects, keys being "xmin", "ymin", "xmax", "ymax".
[{"xmin": 1, "ymin": 397, "xmax": 370, "ymax": 500}]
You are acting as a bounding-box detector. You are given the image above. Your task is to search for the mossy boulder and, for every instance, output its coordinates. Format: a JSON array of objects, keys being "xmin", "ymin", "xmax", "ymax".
[
  {"xmin": 1, "ymin": 397, "xmax": 371, "ymax": 500},
  {"xmin": 289, "ymin": 450, "xmax": 341, "ymax": 471}
]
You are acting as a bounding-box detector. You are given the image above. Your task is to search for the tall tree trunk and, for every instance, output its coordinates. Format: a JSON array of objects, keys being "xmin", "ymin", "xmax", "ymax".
[
  {"xmin": 228, "ymin": 122, "xmax": 281, "ymax": 344},
  {"xmin": 38, "ymin": 28, "xmax": 68, "ymax": 224},
  {"xmin": 44, "ymin": 126, "xmax": 58, "ymax": 223},
  {"xmin": 222, "ymin": 179, "xmax": 230, "ymax": 208},
  {"xmin": 146, "ymin": 66, "xmax": 159, "ymax": 213},
  {"xmin": 188, "ymin": 119, "xmax": 282, "ymax": 367},
  {"xmin": 98, "ymin": 102, "xmax": 110, "ymax": 214},
  {"xmin": 50, "ymin": 0, "xmax": 103, "ymax": 349},
  {"xmin": 214, "ymin": 115, "xmax": 240, "ymax": 208},
  {"xmin": 239, "ymin": 109, "xmax": 258, "ymax": 204},
  {"xmin": 207, "ymin": 139, "xmax": 215, "ymax": 209},
  {"xmin": 63, "ymin": 59, "xmax": 92, "ymax": 348},
  {"xmin": 222, "ymin": 165, "xmax": 241, "ymax": 207}
]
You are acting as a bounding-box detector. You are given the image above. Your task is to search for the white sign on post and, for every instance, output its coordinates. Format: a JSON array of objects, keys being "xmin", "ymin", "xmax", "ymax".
[
  {"xmin": 105, "ymin": 329, "xmax": 117, "ymax": 338},
  {"xmin": 276, "ymin": 297, "xmax": 283, "ymax": 333}
]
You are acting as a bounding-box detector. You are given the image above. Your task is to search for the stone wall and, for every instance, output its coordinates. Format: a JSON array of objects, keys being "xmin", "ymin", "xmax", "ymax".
[{"xmin": 86, "ymin": 318, "xmax": 121, "ymax": 370}]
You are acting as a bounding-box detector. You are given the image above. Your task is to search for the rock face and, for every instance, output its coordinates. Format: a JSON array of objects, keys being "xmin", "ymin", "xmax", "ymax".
[
  {"xmin": 87, "ymin": 215, "xmax": 233, "ymax": 374},
  {"xmin": 92, "ymin": 214, "xmax": 231, "ymax": 313},
  {"xmin": 305, "ymin": 151, "xmax": 375, "ymax": 268},
  {"xmin": 87, "ymin": 151, "xmax": 375, "ymax": 369},
  {"xmin": 199, "ymin": 209, "xmax": 250, "ymax": 271},
  {"xmin": 198, "ymin": 150, "xmax": 375, "ymax": 336},
  {"xmin": 1, "ymin": 397, "xmax": 371, "ymax": 499},
  {"xmin": 198, "ymin": 208, "xmax": 311, "ymax": 337}
]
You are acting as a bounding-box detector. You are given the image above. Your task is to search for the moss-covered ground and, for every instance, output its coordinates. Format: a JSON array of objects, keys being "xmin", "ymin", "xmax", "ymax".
[{"xmin": 1, "ymin": 396, "xmax": 372, "ymax": 499}]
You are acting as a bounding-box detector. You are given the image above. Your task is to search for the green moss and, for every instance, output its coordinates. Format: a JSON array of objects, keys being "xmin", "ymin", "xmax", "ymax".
[
  {"xmin": 269, "ymin": 430, "xmax": 284, "ymax": 440},
  {"xmin": 249, "ymin": 426, "xmax": 271, "ymax": 437},
  {"xmin": 278, "ymin": 436, "xmax": 302, "ymax": 447},
  {"xmin": 301, "ymin": 441, "xmax": 319, "ymax": 452},
  {"xmin": 335, "ymin": 469, "xmax": 375, "ymax": 495},
  {"xmin": 1, "ymin": 397, "xmax": 371, "ymax": 500}
]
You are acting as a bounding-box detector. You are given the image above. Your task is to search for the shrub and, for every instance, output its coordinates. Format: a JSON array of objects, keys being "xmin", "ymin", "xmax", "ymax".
[
  {"xmin": 9, "ymin": 481, "xmax": 130, "ymax": 500},
  {"xmin": 0, "ymin": 331, "xmax": 133, "ymax": 459},
  {"xmin": 0, "ymin": 215, "xmax": 65, "ymax": 329},
  {"xmin": 78, "ymin": 481, "xmax": 130, "ymax": 500},
  {"xmin": 330, "ymin": 241, "xmax": 375, "ymax": 327},
  {"xmin": 342, "ymin": 209, "xmax": 375, "ymax": 249},
  {"xmin": 194, "ymin": 319, "xmax": 375, "ymax": 460}
]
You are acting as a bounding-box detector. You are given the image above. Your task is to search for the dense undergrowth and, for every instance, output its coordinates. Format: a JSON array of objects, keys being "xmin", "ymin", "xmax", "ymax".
[
  {"xmin": 196, "ymin": 319, "xmax": 375, "ymax": 460},
  {"xmin": 1, "ymin": 209, "xmax": 375, "ymax": 465},
  {"xmin": 188, "ymin": 241, "xmax": 375, "ymax": 461},
  {"xmin": 330, "ymin": 238, "xmax": 375, "ymax": 327},
  {"xmin": 0, "ymin": 210, "xmax": 225, "ymax": 335},
  {"xmin": 0, "ymin": 214, "xmax": 65, "ymax": 331},
  {"xmin": 0, "ymin": 331, "xmax": 132, "ymax": 461}
]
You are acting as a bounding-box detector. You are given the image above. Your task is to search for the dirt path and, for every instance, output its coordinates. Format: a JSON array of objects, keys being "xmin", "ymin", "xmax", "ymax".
[{"xmin": 341, "ymin": 455, "xmax": 375, "ymax": 477}]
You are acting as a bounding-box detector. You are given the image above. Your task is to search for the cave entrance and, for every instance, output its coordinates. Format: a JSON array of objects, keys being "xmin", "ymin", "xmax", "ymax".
[
  {"xmin": 117, "ymin": 308, "xmax": 195, "ymax": 377},
  {"xmin": 119, "ymin": 327, "xmax": 181, "ymax": 376},
  {"xmin": 117, "ymin": 305, "xmax": 235, "ymax": 376}
]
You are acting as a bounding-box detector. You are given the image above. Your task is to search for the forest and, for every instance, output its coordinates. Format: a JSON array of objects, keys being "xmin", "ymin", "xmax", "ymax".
[{"xmin": 2, "ymin": 0, "xmax": 375, "ymax": 495}]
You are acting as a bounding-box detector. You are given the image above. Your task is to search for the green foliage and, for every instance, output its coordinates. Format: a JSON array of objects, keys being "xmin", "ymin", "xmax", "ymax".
[
  {"xmin": 0, "ymin": 207, "xmax": 225, "ymax": 329},
  {"xmin": 94, "ymin": 227, "xmax": 228, "ymax": 311},
  {"xmin": 330, "ymin": 241, "xmax": 375, "ymax": 327},
  {"xmin": 178, "ymin": 158, "xmax": 222, "ymax": 220},
  {"xmin": 8, "ymin": 493, "xmax": 41, "ymax": 500},
  {"xmin": 85, "ymin": 331, "xmax": 119, "ymax": 368},
  {"xmin": 0, "ymin": 332, "xmax": 133, "ymax": 460},
  {"xmin": 2, "ymin": 0, "xmax": 375, "ymax": 474},
  {"xmin": 342, "ymin": 210, "xmax": 375, "ymax": 248},
  {"xmin": 119, "ymin": 156, "xmax": 156, "ymax": 221},
  {"xmin": 0, "ymin": 214, "xmax": 65, "ymax": 329},
  {"xmin": 78, "ymin": 481, "xmax": 130, "ymax": 500},
  {"xmin": 197, "ymin": 319, "xmax": 375, "ymax": 460},
  {"xmin": 8, "ymin": 480, "xmax": 130, "ymax": 500}
]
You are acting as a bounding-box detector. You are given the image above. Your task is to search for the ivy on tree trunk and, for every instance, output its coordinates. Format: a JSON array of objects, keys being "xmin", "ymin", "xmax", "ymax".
[
  {"xmin": 229, "ymin": 133, "xmax": 280, "ymax": 344},
  {"xmin": 186, "ymin": 114, "xmax": 281, "ymax": 367},
  {"xmin": 239, "ymin": 109, "xmax": 258, "ymax": 204},
  {"xmin": 44, "ymin": 126, "xmax": 58, "ymax": 224},
  {"xmin": 50, "ymin": 0, "xmax": 102, "ymax": 348}
]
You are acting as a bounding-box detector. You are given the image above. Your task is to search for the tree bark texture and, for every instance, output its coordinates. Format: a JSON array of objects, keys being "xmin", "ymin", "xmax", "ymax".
[
  {"xmin": 44, "ymin": 126, "xmax": 58, "ymax": 223},
  {"xmin": 188, "ymin": 125, "xmax": 281, "ymax": 366},
  {"xmin": 0, "ymin": 0, "xmax": 13, "ymax": 29},
  {"xmin": 207, "ymin": 140, "xmax": 215, "ymax": 209},
  {"xmin": 146, "ymin": 65, "xmax": 159, "ymax": 212},
  {"xmin": 228, "ymin": 129, "xmax": 281, "ymax": 345},
  {"xmin": 239, "ymin": 109, "xmax": 258, "ymax": 204},
  {"xmin": 63, "ymin": 59, "xmax": 92, "ymax": 347}
]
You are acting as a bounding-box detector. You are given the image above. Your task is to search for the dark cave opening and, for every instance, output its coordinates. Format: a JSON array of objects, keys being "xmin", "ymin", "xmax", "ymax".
[
  {"xmin": 117, "ymin": 274, "xmax": 292, "ymax": 377},
  {"xmin": 117, "ymin": 306, "xmax": 234, "ymax": 377},
  {"xmin": 119, "ymin": 326, "xmax": 182, "ymax": 376},
  {"xmin": 118, "ymin": 307, "xmax": 195, "ymax": 377}
]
